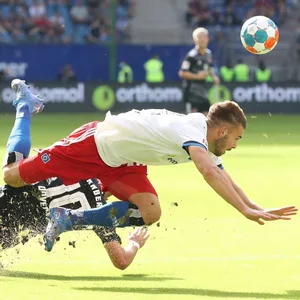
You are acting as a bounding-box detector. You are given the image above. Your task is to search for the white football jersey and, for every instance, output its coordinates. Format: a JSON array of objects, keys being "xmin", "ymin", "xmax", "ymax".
[{"xmin": 94, "ymin": 109, "xmax": 222, "ymax": 168}]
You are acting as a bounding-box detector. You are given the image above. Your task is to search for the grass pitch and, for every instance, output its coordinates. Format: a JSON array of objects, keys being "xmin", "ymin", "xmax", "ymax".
[{"xmin": 0, "ymin": 113, "xmax": 300, "ymax": 300}]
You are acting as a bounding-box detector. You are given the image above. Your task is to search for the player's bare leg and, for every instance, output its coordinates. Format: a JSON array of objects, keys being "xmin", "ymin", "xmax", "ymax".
[
  {"xmin": 2, "ymin": 161, "xmax": 25, "ymax": 187},
  {"xmin": 129, "ymin": 193, "xmax": 161, "ymax": 225},
  {"xmin": 44, "ymin": 192, "xmax": 160, "ymax": 252}
]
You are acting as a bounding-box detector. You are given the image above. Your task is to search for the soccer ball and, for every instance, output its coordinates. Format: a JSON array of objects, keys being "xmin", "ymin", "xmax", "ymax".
[{"xmin": 240, "ymin": 16, "xmax": 279, "ymax": 55}]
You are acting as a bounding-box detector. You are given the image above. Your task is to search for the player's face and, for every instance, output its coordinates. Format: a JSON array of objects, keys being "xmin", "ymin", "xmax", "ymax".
[
  {"xmin": 212, "ymin": 124, "xmax": 244, "ymax": 156},
  {"xmin": 194, "ymin": 33, "xmax": 209, "ymax": 49}
]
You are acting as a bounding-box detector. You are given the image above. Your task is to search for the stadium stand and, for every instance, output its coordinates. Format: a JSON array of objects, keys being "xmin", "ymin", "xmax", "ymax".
[{"xmin": 0, "ymin": 0, "xmax": 135, "ymax": 44}]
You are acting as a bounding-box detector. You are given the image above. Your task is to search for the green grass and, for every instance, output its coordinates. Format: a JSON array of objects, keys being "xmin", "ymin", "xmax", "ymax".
[{"xmin": 1, "ymin": 113, "xmax": 300, "ymax": 300}]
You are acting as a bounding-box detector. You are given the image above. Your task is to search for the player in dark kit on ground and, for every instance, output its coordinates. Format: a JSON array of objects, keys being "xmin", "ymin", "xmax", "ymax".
[
  {"xmin": 0, "ymin": 177, "xmax": 149, "ymax": 270},
  {"xmin": 179, "ymin": 27, "xmax": 220, "ymax": 114}
]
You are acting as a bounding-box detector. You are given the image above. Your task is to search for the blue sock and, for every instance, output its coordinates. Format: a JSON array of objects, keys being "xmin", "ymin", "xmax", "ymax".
[
  {"xmin": 6, "ymin": 103, "xmax": 31, "ymax": 157},
  {"xmin": 69, "ymin": 201, "xmax": 132, "ymax": 228}
]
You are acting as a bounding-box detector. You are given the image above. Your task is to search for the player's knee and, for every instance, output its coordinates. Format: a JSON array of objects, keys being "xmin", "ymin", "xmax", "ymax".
[
  {"xmin": 3, "ymin": 167, "xmax": 12, "ymax": 185},
  {"xmin": 143, "ymin": 206, "xmax": 161, "ymax": 225},
  {"xmin": 129, "ymin": 193, "xmax": 162, "ymax": 225},
  {"xmin": 2, "ymin": 165, "xmax": 24, "ymax": 187},
  {"xmin": 140, "ymin": 198, "xmax": 162, "ymax": 225}
]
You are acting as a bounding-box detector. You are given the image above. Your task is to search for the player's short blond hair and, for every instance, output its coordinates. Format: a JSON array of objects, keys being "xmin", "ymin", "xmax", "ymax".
[
  {"xmin": 207, "ymin": 101, "xmax": 247, "ymax": 129},
  {"xmin": 192, "ymin": 27, "xmax": 209, "ymax": 40}
]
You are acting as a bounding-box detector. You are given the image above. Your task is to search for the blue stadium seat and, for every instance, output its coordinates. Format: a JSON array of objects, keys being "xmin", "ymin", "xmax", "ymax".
[
  {"xmin": 72, "ymin": 24, "xmax": 89, "ymax": 44},
  {"xmin": 0, "ymin": 5, "xmax": 11, "ymax": 18}
]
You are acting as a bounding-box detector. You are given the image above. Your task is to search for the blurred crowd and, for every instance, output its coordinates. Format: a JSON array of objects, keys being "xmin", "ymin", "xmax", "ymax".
[
  {"xmin": 185, "ymin": 0, "xmax": 290, "ymax": 28},
  {"xmin": 0, "ymin": 0, "xmax": 135, "ymax": 44}
]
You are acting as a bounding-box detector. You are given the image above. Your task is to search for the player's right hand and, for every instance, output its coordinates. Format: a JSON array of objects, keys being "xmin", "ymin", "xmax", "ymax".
[
  {"xmin": 243, "ymin": 208, "xmax": 284, "ymax": 225},
  {"xmin": 264, "ymin": 206, "xmax": 298, "ymax": 217},
  {"xmin": 128, "ymin": 227, "xmax": 150, "ymax": 248}
]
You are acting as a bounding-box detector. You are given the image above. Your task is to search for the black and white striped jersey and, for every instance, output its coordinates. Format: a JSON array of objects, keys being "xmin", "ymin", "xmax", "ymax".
[
  {"xmin": 0, "ymin": 178, "xmax": 121, "ymax": 249},
  {"xmin": 35, "ymin": 177, "xmax": 105, "ymax": 213}
]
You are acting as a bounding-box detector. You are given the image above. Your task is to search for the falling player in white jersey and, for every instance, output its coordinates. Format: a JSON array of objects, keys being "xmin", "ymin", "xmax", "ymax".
[{"xmin": 2, "ymin": 79, "xmax": 297, "ymax": 252}]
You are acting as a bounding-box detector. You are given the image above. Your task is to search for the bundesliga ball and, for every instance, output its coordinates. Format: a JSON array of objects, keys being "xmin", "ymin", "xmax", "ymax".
[{"xmin": 240, "ymin": 16, "xmax": 279, "ymax": 55}]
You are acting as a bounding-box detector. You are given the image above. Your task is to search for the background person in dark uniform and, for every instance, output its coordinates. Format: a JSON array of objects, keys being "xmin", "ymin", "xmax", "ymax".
[{"xmin": 179, "ymin": 27, "xmax": 220, "ymax": 114}]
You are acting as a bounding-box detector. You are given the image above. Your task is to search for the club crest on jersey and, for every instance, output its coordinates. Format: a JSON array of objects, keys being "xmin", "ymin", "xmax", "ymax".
[{"xmin": 41, "ymin": 153, "xmax": 50, "ymax": 164}]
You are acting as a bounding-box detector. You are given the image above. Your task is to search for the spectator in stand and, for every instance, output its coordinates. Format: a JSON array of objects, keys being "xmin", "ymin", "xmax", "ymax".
[
  {"xmin": 232, "ymin": 0, "xmax": 251, "ymax": 26},
  {"xmin": 116, "ymin": 15, "xmax": 130, "ymax": 42},
  {"xmin": 0, "ymin": 24, "xmax": 11, "ymax": 43},
  {"xmin": 87, "ymin": 0, "xmax": 102, "ymax": 12},
  {"xmin": 70, "ymin": 0, "xmax": 90, "ymax": 25},
  {"xmin": 29, "ymin": 0, "xmax": 46, "ymax": 20},
  {"xmin": 57, "ymin": 64, "xmax": 77, "ymax": 83},
  {"xmin": 87, "ymin": 19, "xmax": 109, "ymax": 43},
  {"xmin": 2, "ymin": 12, "xmax": 18, "ymax": 35},
  {"xmin": 86, "ymin": 0, "xmax": 102, "ymax": 19},
  {"xmin": 44, "ymin": 27, "xmax": 61, "ymax": 43},
  {"xmin": 31, "ymin": 12, "xmax": 51, "ymax": 41},
  {"xmin": 11, "ymin": 26, "xmax": 26, "ymax": 43},
  {"xmin": 0, "ymin": 0, "xmax": 133, "ymax": 43},
  {"xmin": 186, "ymin": 0, "xmax": 211, "ymax": 27},
  {"xmin": 195, "ymin": 0, "xmax": 211, "ymax": 27},
  {"xmin": 49, "ymin": 11, "xmax": 65, "ymax": 37},
  {"xmin": 223, "ymin": 2, "xmax": 243, "ymax": 26},
  {"xmin": 186, "ymin": 0, "xmax": 287, "ymax": 28},
  {"xmin": 246, "ymin": 0, "xmax": 284, "ymax": 25},
  {"xmin": 186, "ymin": 0, "xmax": 200, "ymax": 26}
]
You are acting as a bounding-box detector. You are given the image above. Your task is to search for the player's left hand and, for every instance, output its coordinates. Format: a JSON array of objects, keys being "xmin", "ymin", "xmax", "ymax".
[
  {"xmin": 128, "ymin": 227, "xmax": 150, "ymax": 248},
  {"xmin": 263, "ymin": 206, "xmax": 298, "ymax": 219}
]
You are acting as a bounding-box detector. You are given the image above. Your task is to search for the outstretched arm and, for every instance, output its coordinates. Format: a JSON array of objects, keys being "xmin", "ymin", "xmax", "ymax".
[
  {"xmin": 104, "ymin": 227, "xmax": 149, "ymax": 270},
  {"xmin": 188, "ymin": 146, "xmax": 289, "ymax": 225},
  {"xmin": 223, "ymin": 169, "xmax": 297, "ymax": 217},
  {"xmin": 95, "ymin": 226, "xmax": 149, "ymax": 270},
  {"xmin": 222, "ymin": 170, "xmax": 263, "ymax": 211}
]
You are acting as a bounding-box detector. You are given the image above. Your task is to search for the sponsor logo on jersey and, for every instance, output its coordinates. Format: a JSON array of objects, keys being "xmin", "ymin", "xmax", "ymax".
[
  {"xmin": 167, "ymin": 157, "xmax": 178, "ymax": 164},
  {"xmin": 127, "ymin": 162, "xmax": 146, "ymax": 167}
]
